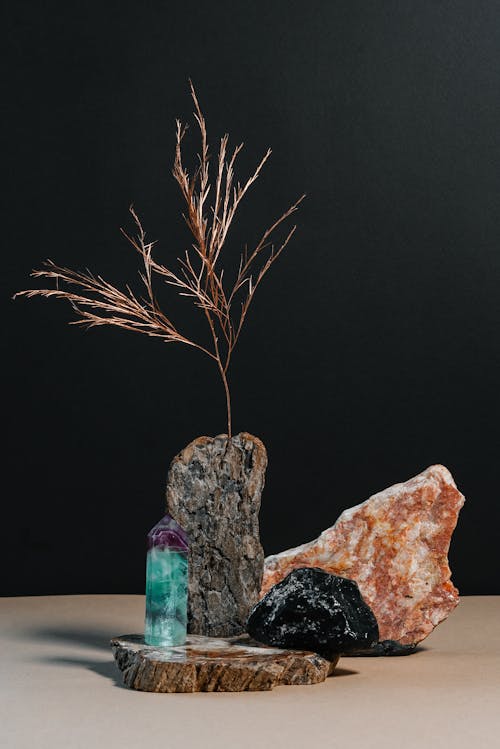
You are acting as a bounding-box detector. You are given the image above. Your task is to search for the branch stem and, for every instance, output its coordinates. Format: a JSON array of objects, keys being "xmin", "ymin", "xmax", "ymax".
[{"xmin": 218, "ymin": 361, "xmax": 232, "ymax": 439}]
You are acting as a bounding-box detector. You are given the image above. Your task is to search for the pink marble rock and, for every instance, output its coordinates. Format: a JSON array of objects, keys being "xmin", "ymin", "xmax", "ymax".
[{"xmin": 262, "ymin": 465, "xmax": 465, "ymax": 646}]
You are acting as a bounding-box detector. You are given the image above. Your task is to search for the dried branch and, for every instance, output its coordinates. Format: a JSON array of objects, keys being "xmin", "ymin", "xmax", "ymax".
[{"xmin": 15, "ymin": 83, "xmax": 304, "ymax": 437}]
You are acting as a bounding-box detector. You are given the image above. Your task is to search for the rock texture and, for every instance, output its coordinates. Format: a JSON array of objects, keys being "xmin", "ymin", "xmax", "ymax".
[
  {"xmin": 110, "ymin": 634, "xmax": 338, "ymax": 692},
  {"xmin": 262, "ymin": 465, "xmax": 464, "ymax": 647},
  {"xmin": 248, "ymin": 568, "xmax": 379, "ymax": 659},
  {"xmin": 166, "ymin": 433, "xmax": 267, "ymax": 637}
]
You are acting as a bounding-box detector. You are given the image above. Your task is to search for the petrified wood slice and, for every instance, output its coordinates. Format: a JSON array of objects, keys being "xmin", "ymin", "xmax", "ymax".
[{"xmin": 110, "ymin": 634, "xmax": 338, "ymax": 692}]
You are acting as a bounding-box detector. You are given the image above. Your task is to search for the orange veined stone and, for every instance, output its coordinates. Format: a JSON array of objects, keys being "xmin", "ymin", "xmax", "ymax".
[{"xmin": 261, "ymin": 465, "xmax": 465, "ymax": 646}]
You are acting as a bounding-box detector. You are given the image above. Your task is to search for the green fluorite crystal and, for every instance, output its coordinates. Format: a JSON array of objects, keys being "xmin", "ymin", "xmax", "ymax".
[{"xmin": 144, "ymin": 514, "xmax": 188, "ymax": 647}]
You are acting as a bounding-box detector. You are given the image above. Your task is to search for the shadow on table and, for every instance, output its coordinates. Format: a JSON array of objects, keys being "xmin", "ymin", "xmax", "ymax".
[
  {"xmin": 40, "ymin": 654, "xmax": 127, "ymax": 689},
  {"xmin": 27, "ymin": 625, "xmax": 115, "ymax": 650},
  {"xmin": 332, "ymin": 667, "xmax": 359, "ymax": 678},
  {"xmin": 24, "ymin": 625, "xmax": 127, "ymax": 689},
  {"xmin": 344, "ymin": 644, "xmax": 428, "ymax": 657}
]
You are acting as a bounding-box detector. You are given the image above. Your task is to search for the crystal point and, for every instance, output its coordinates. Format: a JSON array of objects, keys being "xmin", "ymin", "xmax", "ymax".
[{"xmin": 145, "ymin": 513, "xmax": 188, "ymax": 647}]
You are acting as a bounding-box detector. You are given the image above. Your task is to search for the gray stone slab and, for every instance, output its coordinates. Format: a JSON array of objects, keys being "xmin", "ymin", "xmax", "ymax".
[{"xmin": 166, "ymin": 433, "xmax": 267, "ymax": 636}]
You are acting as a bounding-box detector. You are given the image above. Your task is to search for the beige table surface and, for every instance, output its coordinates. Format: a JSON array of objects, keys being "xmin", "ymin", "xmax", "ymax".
[{"xmin": 1, "ymin": 595, "xmax": 499, "ymax": 749}]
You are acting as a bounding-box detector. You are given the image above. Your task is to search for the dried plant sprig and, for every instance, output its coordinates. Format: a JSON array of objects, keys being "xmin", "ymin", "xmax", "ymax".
[{"xmin": 15, "ymin": 83, "xmax": 304, "ymax": 437}]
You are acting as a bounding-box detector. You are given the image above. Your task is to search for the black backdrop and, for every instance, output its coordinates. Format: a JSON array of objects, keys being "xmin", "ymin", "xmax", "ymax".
[{"xmin": 3, "ymin": 1, "xmax": 500, "ymax": 596}]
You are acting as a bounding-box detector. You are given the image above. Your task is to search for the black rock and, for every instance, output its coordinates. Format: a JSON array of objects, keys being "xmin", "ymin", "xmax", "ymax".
[
  {"xmin": 247, "ymin": 567, "xmax": 379, "ymax": 660},
  {"xmin": 348, "ymin": 640, "xmax": 418, "ymax": 656}
]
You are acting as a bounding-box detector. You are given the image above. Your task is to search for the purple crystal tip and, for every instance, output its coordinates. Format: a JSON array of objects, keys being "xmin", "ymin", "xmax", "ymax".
[{"xmin": 147, "ymin": 513, "xmax": 189, "ymax": 552}]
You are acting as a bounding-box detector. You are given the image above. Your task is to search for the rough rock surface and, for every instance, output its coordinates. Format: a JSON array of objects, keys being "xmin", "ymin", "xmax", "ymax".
[
  {"xmin": 262, "ymin": 465, "xmax": 464, "ymax": 647},
  {"xmin": 166, "ymin": 433, "xmax": 266, "ymax": 637},
  {"xmin": 248, "ymin": 568, "xmax": 379, "ymax": 659},
  {"xmin": 110, "ymin": 634, "xmax": 338, "ymax": 692}
]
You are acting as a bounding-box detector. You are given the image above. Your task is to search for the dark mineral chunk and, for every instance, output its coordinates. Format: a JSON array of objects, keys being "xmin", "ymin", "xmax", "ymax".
[
  {"xmin": 348, "ymin": 640, "xmax": 418, "ymax": 656},
  {"xmin": 247, "ymin": 567, "xmax": 379, "ymax": 660}
]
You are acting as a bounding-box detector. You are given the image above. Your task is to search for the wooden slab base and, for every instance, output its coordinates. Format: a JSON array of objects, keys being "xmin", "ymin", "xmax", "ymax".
[{"xmin": 110, "ymin": 634, "xmax": 338, "ymax": 692}]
